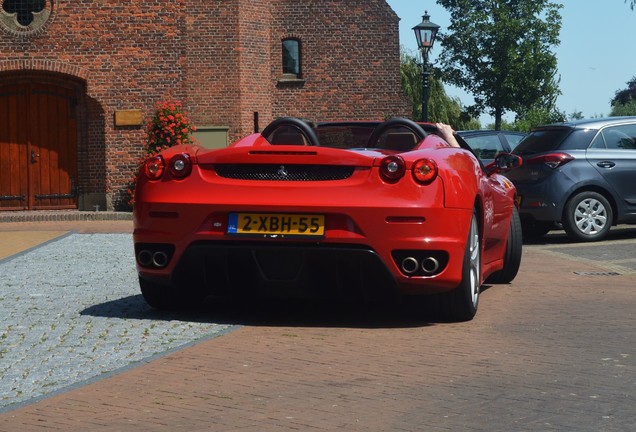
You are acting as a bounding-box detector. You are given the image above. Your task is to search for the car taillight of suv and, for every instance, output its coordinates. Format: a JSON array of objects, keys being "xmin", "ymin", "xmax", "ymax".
[{"xmin": 526, "ymin": 152, "xmax": 574, "ymax": 169}]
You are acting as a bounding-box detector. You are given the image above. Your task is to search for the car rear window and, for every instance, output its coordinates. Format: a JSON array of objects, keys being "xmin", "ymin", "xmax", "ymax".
[{"xmin": 513, "ymin": 127, "xmax": 596, "ymax": 155}]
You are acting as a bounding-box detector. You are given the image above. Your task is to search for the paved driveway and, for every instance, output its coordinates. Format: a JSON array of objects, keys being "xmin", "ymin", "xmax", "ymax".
[{"xmin": 0, "ymin": 226, "xmax": 634, "ymax": 431}]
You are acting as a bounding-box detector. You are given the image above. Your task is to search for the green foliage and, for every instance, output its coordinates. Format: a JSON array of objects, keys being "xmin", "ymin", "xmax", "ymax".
[
  {"xmin": 435, "ymin": 0, "xmax": 563, "ymax": 129},
  {"xmin": 511, "ymin": 107, "xmax": 566, "ymax": 132},
  {"xmin": 400, "ymin": 49, "xmax": 421, "ymax": 120},
  {"xmin": 610, "ymin": 100, "xmax": 636, "ymax": 116},
  {"xmin": 569, "ymin": 111, "xmax": 584, "ymax": 120},
  {"xmin": 608, "ymin": 76, "xmax": 636, "ymax": 116},
  {"xmin": 400, "ymin": 48, "xmax": 480, "ymax": 130},
  {"xmin": 611, "ymin": 76, "xmax": 636, "ymax": 106}
]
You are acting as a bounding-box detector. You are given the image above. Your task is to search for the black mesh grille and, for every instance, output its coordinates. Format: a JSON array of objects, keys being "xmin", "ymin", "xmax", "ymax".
[{"xmin": 214, "ymin": 164, "xmax": 355, "ymax": 181}]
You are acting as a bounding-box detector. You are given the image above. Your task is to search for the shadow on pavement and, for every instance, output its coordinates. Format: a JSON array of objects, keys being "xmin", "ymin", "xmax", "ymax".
[{"xmin": 80, "ymin": 294, "xmax": 456, "ymax": 329}]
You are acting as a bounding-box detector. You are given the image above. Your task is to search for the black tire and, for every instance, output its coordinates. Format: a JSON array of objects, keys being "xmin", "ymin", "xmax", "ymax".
[
  {"xmin": 139, "ymin": 277, "xmax": 175, "ymax": 310},
  {"xmin": 521, "ymin": 220, "xmax": 553, "ymax": 239},
  {"xmin": 139, "ymin": 277, "xmax": 208, "ymax": 310},
  {"xmin": 487, "ymin": 206, "xmax": 522, "ymax": 284},
  {"xmin": 439, "ymin": 210, "xmax": 481, "ymax": 321},
  {"xmin": 562, "ymin": 191, "xmax": 612, "ymax": 242}
]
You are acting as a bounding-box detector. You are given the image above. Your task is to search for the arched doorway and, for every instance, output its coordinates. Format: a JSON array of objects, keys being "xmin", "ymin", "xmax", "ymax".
[{"xmin": 0, "ymin": 74, "xmax": 81, "ymax": 210}]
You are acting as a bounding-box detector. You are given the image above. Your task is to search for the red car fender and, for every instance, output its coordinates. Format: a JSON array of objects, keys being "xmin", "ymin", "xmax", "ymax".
[
  {"xmin": 430, "ymin": 147, "xmax": 515, "ymax": 281},
  {"xmin": 435, "ymin": 148, "xmax": 482, "ymax": 210}
]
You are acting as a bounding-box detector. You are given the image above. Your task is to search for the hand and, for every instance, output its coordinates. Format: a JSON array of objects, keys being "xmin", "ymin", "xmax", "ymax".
[{"xmin": 435, "ymin": 123, "xmax": 460, "ymax": 148}]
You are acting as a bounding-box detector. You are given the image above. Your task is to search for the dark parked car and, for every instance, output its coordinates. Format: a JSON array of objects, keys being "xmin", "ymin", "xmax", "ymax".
[
  {"xmin": 457, "ymin": 130, "xmax": 526, "ymax": 165},
  {"xmin": 506, "ymin": 117, "xmax": 636, "ymax": 241},
  {"xmin": 457, "ymin": 129, "xmax": 526, "ymax": 164}
]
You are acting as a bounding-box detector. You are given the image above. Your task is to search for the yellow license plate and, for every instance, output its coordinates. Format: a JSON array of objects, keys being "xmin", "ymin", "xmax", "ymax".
[{"xmin": 228, "ymin": 213, "xmax": 325, "ymax": 237}]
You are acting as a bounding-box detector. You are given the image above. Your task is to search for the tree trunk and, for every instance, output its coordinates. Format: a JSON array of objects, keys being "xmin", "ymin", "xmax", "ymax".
[{"xmin": 494, "ymin": 106, "xmax": 503, "ymax": 130}]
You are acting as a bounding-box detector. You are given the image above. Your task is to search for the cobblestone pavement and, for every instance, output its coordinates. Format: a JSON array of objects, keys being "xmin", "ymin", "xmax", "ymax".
[{"xmin": 0, "ymin": 233, "xmax": 232, "ymax": 411}]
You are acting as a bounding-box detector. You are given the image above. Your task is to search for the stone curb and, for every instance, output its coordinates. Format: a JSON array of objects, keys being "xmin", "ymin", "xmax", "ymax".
[{"xmin": 0, "ymin": 211, "xmax": 133, "ymax": 223}]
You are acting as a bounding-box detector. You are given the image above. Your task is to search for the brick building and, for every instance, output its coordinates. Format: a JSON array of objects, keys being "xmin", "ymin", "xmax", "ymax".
[{"xmin": 0, "ymin": 0, "xmax": 408, "ymax": 211}]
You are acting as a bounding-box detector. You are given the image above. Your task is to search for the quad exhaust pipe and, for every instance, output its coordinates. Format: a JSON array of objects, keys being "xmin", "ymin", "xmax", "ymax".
[
  {"xmin": 152, "ymin": 251, "xmax": 169, "ymax": 268},
  {"xmin": 421, "ymin": 256, "xmax": 440, "ymax": 274},
  {"xmin": 401, "ymin": 257, "xmax": 420, "ymax": 274},
  {"xmin": 137, "ymin": 249, "xmax": 170, "ymax": 268},
  {"xmin": 400, "ymin": 255, "xmax": 440, "ymax": 275},
  {"xmin": 137, "ymin": 249, "xmax": 153, "ymax": 267}
]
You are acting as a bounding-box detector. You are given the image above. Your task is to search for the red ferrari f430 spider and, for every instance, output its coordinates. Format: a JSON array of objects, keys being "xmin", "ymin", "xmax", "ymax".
[{"xmin": 133, "ymin": 117, "xmax": 522, "ymax": 321}]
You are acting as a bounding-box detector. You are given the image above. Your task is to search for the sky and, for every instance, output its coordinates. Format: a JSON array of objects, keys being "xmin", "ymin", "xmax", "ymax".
[{"xmin": 386, "ymin": 0, "xmax": 636, "ymax": 125}]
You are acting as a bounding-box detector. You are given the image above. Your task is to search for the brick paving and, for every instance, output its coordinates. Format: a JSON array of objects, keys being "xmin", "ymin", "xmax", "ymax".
[
  {"xmin": 0, "ymin": 216, "xmax": 132, "ymax": 260},
  {"xmin": 0, "ymin": 218, "xmax": 634, "ymax": 431},
  {"xmin": 0, "ymin": 231, "xmax": 69, "ymax": 261},
  {"xmin": 0, "ymin": 220, "xmax": 132, "ymax": 234}
]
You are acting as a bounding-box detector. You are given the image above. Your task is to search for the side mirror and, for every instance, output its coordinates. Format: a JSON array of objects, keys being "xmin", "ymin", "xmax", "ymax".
[{"xmin": 493, "ymin": 153, "xmax": 522, "ymax": 172}]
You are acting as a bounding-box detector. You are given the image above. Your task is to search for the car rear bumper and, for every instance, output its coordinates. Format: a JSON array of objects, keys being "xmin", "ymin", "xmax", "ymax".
[
  {"xmin": 134, "ymin": 203, "xmax": 474, "ymax": 299},
  {"xmin": 167, "ymin": 241, "xmax": 402, "ymax": 302},
  {"xmin": 515, "ymin": 178, "xmax": 569, "ymax": 222}
]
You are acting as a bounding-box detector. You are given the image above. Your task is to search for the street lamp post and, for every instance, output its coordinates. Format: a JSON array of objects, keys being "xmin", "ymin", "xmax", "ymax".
[{"xmin": 412, "ymin": 11, "xmax": 440, "ymax": 122}]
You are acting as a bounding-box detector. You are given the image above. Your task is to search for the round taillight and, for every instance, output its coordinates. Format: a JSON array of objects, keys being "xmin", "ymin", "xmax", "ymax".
[
  {"xmin": 412, "ymin": 158, "xmax": 438, "ymax": 184},
  {"xmin": 143, "ymin": 156, "xmax": 165, "ymax": 180},
  {"xmin": 380, "ymin": 155, "xmax": 406, "ymax": 181},
  {"xmin": 169, "ymin": 153, "xmax": 192, "ymax": 179}
]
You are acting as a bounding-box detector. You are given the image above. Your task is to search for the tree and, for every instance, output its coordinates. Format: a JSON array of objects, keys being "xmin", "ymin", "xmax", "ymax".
[
  {"xmin": 569, "ymin": 111, "xmax": 584, "ymax": 121},
  {"xmin": 628, "ymin": 1, "xmax": 635, "ymax": 10},
  {"xmin": 400, "ymin": 49, "xmax": 422, "ymax": 120},
  {"xmin": 511, "ymin": 106, "xmax": 566, "ymax": 132},
  {"xmin": 610, "ymin": 77, "xmax": 636, "ymax": 116},
  {"xmin": 611, "ymin": 76, "xmax": 636, "ymax": 106},
  {"xmin": 400, "ymin": 48, "xmax": 479, "ymax": 130},
  {"xmin": 610, "ymin": 101, "xmax": 636, "ymax": 116},
  {"xmin": 435, "ymin": 0, "xmax": 563, "ymax": 130}
]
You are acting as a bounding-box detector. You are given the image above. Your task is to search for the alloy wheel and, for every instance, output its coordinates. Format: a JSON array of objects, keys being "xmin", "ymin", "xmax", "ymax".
[
  {"xmin": 574, "ymin": 197, "xmax": 608, "ymax": 235},
  {"xmin": 467, "ymin": 215, "xmax": 481, "ymax": 308}
]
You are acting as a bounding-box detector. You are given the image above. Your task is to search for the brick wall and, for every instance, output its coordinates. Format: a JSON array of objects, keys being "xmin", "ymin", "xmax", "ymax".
[
  {"xmin": 0, "ymin": 0, "xmax": 408, "ymax": 211},
  {"xmin": 271, "ymin": 0, "xmax": 409, "ymax": 122},
  {"xmin": 184, "ymin": 0, "xmax": 242, "ymax": 139},
  {"xmin": 1, "ymin": 1, "xmax": 190, "ymax": 210}
]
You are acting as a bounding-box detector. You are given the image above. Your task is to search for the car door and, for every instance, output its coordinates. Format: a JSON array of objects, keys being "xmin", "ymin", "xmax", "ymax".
[{"xmin": 586, "ymin": 123, "xmax": 636, "ymax": 211}]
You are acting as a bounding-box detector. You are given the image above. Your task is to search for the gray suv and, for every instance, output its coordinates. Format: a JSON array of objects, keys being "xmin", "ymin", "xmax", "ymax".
[{"xmin": 507, "ymin": 117, "xmax": 636, "ymax": 242}]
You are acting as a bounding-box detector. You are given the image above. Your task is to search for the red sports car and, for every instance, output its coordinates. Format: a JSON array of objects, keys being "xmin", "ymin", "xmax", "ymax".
[{"xmin": 133, "ymin": 117, "xmax": 522, "ymax": 321}]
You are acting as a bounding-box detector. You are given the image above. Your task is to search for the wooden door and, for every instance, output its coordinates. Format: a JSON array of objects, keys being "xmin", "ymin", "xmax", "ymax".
[
  {"xmin": 0, "ymin": 81, "xmax": 78, "ymax": 210},
  {"xmin": 0, "ymin": 84, "xmax": 28, "ymax": 209}
]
